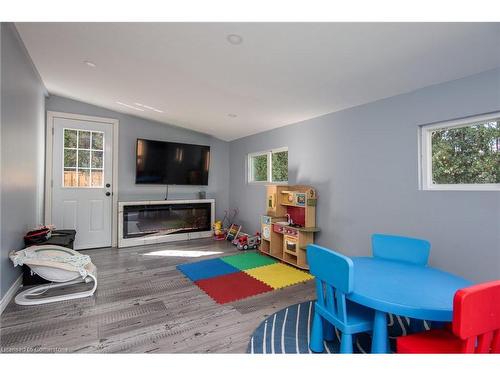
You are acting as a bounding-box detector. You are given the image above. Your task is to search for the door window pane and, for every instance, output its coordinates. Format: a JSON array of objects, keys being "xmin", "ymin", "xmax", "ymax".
[
  {"xmin": 64, "ymin": 168, "xmax": 78, "ymax": 187},
  {"xmin": 91, "ymin": 150, "xmax": 103, "ymax": 168},
  {"xmin": 78, "ymin": 131, "xmax": 91, "ymax": 149},
  {"xmin": 63, "ymin": 129, "xmax": 105, "ymax": 188},
  {"xmin": 78, "ymin": 150, "xmax": 90, "ymax": 168},
  {"xmin": 92, "ymin": 132, "xmax": 103, "ymax": 150},
  {"xmin": 64, "ymin": 129, "xmax": 78, "ymax": 148},
  {"xmin": 91, "ymin": 170, "xmax": 103, "ymax": 187},
  {"xmin": 64, "ymin": 149, "xmax": 77, "ymax": 167},
  {"xmin": 78, "ymin": 169, "xmax": 91, "ymax": 187}
]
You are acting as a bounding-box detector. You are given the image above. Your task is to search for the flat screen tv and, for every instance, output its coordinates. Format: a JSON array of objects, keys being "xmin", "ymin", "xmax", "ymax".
[{"xmin": 135, "ymin": 139, "xmax": 210, "ymax": 185}]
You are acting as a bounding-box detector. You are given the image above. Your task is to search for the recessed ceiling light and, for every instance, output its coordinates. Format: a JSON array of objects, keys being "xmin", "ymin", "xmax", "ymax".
[
  {"xmin": 116, "ymin": 101, "xmax": 144, "ymax": 111},
  {"xmin": 84, "ymin": 60, "xmax": 97, "ymax": 68},
  {"xmin": 226, "ymin": 34, "xmax": 243, "ymax": 45},
  {"xmin": 228, "ymin": 113, "xmax": 238, "ymax": 118}
]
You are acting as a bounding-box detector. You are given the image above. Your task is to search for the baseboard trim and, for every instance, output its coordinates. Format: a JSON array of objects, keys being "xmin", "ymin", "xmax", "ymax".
[{"xmin": 0, "ymin": 275, "xmax": 22, "ymax": 315}]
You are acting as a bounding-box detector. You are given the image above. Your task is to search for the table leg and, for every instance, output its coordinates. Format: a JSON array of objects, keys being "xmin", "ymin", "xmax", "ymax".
[{"xmin": 371, "ymin": 310, "xmax": 389, "ymax": 354}]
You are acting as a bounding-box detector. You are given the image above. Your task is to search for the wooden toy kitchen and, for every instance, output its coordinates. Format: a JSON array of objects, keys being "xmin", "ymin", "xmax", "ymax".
[{"xmin": 259, "ymin": 185, "xmax": 319, "ymax": 269}]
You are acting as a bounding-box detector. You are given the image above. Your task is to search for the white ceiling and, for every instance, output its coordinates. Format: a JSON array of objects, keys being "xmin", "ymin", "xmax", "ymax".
[{"xmin": 16, "ymin": 23, "xmax": 500, "ymax": 141}]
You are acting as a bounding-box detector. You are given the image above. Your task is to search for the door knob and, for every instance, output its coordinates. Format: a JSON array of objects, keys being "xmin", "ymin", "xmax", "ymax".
[{"xmin": 105, "ymin": 192, "xmax": 111, "ymax": 196}]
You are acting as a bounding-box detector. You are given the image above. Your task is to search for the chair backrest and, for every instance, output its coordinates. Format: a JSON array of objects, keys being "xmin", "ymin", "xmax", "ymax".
[
  {"xmin": 452, "ymin": 280, "xmax": 500, "ymax": 353},
  {"xmin": 307, "ymin": 244, "xmax": 353, "ymax": 323},
  {"xmin": 371, "ymin": 233, "xmax": 430, "ymax": 265}
]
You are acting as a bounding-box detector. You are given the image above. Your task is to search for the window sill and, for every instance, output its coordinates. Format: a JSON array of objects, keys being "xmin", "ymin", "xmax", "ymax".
[
  {"xmin": 422, "ymin": 184, "xmax": 500, "ymax": 191},
  {"xmin": 247, "ymin": 181, "xmax": 289, "ymax": 185}
]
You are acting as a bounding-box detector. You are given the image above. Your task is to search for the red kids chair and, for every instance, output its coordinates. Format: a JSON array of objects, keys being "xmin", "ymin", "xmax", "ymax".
[{"xmin": 397, "ymin": 280, "xmax": 500, "ymax": 353}]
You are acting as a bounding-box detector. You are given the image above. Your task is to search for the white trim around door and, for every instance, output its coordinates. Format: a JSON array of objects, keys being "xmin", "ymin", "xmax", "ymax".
[{"xmin": 45, "ymin": 111, "xmax": 119, "ymax": 248}]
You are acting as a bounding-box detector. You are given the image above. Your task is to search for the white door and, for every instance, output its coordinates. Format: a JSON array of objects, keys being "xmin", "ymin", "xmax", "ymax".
[{"xmin": 50, "ymin": 116, "xmax": 113, "ymax": 249}]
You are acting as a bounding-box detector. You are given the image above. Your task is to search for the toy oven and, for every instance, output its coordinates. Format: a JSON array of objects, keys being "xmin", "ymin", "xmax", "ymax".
[{"xmin": 284, "ymin": 235, "xmax": 298, "ymax": 254}]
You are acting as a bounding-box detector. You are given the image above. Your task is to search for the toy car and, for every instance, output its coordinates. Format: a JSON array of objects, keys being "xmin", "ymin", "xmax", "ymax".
[{"xmin": 236, "ymin": 233, "xmax": 261, "ymax": 250}]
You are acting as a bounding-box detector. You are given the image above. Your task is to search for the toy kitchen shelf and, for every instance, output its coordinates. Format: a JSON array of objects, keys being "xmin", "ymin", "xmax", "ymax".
[{"xmin": 259, "ymin": 185, "xmax": 319, "ymax": 269}]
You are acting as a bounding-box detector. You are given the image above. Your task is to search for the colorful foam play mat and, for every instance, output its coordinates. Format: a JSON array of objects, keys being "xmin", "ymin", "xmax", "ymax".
[
  {"xmin": 246, "ymin": 300, "xmax": 434, "ymax": 354},
  {"xmin": 176, "ymin": 252, "xmax": 314, "ymax": 304}
]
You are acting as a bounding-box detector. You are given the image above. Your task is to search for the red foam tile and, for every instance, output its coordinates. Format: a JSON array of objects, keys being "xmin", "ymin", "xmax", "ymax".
[{"xmin": 195, "ymin": 272, "xmax": 274, "ymax": 304}]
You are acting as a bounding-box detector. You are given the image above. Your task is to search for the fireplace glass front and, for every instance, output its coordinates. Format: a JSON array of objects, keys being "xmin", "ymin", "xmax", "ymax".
[{"xmin": 123, "ymin": 202, "xmax": 212, "ymax": 239}]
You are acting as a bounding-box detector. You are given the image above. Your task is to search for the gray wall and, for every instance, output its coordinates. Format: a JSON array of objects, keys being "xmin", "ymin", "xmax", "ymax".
[
  {"xmin": 45, "ymin": 95, "xmax": 230, "ymax": 220},
  {"xmin": 1, "ymin": 23, "xmax": 46, "ymax": 299},
  {"xmin": 229, "ymin": 68, "xmax": 500, "ymax": 283}
]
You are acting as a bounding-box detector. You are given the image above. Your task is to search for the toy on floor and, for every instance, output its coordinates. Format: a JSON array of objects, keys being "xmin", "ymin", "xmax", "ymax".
[
  {"xmin": 230, "ymin": 230, "xmax": 249, "ymax": 246},
  {"xmin": 213, "ymin": 220, "xmax": 226, "ymax": 240},
  {"xmin": 222, "ymin": 208, "xmax": 239, "ymax": 228},
  {"xmin": 231, "ymin": 232, "xmax": 247, "ymax": 246},
  {"xmin": 226, "ymin": 223, "xmax": 242, "ymax": 242},
  {"xmin": 213, "ymin": 208, "xmax": 239, "ymax": 241},
  {"xmin": 237, "ymin": 233, "xmax": 261, "ymax": 251}
]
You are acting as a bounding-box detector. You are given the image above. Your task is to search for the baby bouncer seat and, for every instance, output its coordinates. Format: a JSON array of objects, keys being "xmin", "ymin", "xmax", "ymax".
[{"xmin": 9, "ymin": 245, "xmax": 97, "ymax": 305}]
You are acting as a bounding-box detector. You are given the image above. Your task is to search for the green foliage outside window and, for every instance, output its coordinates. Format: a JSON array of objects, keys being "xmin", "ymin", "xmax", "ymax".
[
  {"xmin": 272, "ymin": 151, "xmax": 288, "ymax": 182},
  {"xmin": 431, "ymin": 121, "xmax": 500, "ymax": 184},
  {"xmin": 252, "ymin": 154, "xmax": 268, "ymax": 181},
  {"xmin": 64, "ymin": 129, "xmax": 78, "ymax": 148}
]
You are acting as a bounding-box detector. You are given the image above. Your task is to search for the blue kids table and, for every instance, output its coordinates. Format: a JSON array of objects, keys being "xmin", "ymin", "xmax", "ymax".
[{"xmin": 348, "ymin": 257, "xmax": 471, "ymax": 353}]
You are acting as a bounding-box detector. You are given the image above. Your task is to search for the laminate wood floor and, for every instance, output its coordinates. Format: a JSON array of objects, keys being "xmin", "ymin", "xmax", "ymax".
[{"xmin": 0, "ymin": 239, "xmax": 314, "ymax": 353}]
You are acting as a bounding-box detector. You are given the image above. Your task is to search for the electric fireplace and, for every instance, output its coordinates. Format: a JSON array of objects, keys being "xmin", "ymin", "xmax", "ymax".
[{"xmin": 118, "ymin": 199, "xmax": 215, "ymax": 247}]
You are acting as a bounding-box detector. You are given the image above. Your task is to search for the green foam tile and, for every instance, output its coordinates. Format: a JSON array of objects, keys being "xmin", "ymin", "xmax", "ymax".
[{"xmin": 220, "ymin": 252, "xmax": 277, "ymax": 270}]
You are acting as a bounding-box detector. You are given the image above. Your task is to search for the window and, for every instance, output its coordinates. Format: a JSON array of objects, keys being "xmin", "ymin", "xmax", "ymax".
[
  {"xmin": 63, "ymin": 128, "xmax": 104, "ymax": 188},
  {"xmin": 248, "ymin": 147, "xmax": 288, "ymax": 183},
  {"xmin": 420, "ymin": 113, "xmax": 500, "ymax": 190}
]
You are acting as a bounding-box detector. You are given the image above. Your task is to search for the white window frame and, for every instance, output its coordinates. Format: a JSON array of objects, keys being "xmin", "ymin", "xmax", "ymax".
[
  {"xmin": 247, "ymin": 147, "xmax": 288, "ymax": 184},
  {"xmin": 419, "ymin": 112, "xmax": 500, "ymax": 191}
]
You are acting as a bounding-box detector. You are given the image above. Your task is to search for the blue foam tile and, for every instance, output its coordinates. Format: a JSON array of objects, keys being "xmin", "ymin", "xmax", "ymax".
[{"xmin": 176, "ymin": 258, "xmax": 240, "ymax": 281}]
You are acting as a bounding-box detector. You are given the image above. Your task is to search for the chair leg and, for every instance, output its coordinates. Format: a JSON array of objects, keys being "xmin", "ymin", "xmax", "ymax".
[
  {"xmin": 340, "ymin": 333, "xmax": 353, "ymax": 354},
  {"xmin": 310, "ymin": 312, "xmax": 324, "ymax": 353},
  {"xmin": 324, "ymin": 321, "xmax": 335, "ymax": 341}
]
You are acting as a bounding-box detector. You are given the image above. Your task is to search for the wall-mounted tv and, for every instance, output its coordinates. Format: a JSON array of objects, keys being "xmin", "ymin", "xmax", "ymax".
[{"xmin": 135, "ymin": 139, "xmax": 210, "ymax": 185}]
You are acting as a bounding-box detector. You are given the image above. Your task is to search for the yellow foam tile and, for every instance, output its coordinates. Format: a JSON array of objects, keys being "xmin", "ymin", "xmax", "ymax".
[{"xmin": 244, "ymin": 263, "xmax": 314, "ymax": 289}]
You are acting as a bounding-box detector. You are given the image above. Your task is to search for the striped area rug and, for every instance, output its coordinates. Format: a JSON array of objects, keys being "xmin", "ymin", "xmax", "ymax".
[{"xmin": 247, "ymin": 300, "xmax": 433, "ymax": 354}]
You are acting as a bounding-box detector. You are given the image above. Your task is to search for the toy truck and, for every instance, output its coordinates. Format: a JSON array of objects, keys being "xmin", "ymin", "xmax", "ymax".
[{"xmin": 236, "ymin": 233, "xmax": 261, "ymax": 251}]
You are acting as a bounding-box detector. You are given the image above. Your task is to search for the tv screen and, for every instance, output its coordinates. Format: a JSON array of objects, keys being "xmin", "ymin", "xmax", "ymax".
[{"xmin": 135, "ymin": 139, "xmax": 210, "ymax": 185}]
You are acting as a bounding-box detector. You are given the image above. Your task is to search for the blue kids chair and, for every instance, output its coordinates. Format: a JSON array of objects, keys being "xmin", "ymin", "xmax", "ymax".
[
  {"xmin": 371, "ymin": 234, "xmax": 431, "ymax": 266},
  {"xmin": 307, "ymin": 244, "xmax": 374, "ymax": 353}
]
